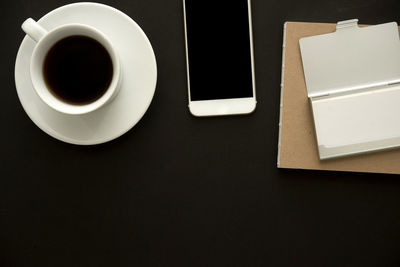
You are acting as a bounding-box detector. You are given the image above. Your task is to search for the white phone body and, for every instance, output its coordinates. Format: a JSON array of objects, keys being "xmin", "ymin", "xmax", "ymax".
[{"xmin": 183, "ymin": 0, "xmax": 257, "ymax": 117}]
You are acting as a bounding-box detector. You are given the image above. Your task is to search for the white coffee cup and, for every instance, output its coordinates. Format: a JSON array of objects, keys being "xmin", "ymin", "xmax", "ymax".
[{"xmin": 21, "ymin": 18, "xmax": 121, "ymax": 115}]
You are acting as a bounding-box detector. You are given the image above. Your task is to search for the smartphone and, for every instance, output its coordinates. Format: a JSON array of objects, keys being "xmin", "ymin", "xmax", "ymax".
[{"xmin": 183, "ymin": 0, "xmax": 257, "ymax": 117}]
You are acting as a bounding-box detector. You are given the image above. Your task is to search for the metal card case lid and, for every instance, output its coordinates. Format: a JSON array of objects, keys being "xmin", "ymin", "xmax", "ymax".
[
  {"xmin": 300, "ymin": 19, "xmax": 400, "ymax": 160},
  {"xmin": 300, "ymin": 19, "xmax": 400, "ymax": 98}
]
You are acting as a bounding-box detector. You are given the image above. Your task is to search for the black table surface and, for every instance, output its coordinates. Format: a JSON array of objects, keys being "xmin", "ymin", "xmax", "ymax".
[{"xmin": 2, "ymin": 0, "xmax": 400, "ymax": 266}]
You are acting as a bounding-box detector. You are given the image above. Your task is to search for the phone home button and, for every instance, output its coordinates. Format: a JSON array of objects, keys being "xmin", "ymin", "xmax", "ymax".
[{"xmin": 217, "ymin": 104, "xmax": 229, "ymax": 115}]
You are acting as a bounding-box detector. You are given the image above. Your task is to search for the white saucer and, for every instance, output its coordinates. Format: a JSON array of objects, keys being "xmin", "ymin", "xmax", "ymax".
[{"xmin": 15, "ymin": 2, "xmax": 157, "ymax": 145}]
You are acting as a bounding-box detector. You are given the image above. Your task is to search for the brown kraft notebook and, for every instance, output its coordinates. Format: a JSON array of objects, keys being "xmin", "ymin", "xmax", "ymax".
[{"xmin": 277, "ymin": 21, "xmax": 400, "ymax": 175}]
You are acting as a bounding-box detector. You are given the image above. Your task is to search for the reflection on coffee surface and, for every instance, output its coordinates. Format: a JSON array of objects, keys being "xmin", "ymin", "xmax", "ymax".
[{"xmin": 43, "ymin": 35, "xmax": 113, "ymax": 105}]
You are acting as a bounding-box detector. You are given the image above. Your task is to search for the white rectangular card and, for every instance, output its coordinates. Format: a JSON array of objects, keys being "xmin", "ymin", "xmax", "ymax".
[{"xmin": 300, "ymin": 19, "xmax": 400, "ymax": 160}]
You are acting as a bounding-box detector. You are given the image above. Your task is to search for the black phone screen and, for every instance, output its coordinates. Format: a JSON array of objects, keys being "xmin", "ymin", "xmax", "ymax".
[{"xmin": 184, "ymin": 0, "xmax": 254, "ymax": 101}]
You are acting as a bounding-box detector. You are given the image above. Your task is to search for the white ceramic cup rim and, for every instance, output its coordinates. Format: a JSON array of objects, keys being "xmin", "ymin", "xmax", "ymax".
[{"xmin": 27, "ymin": 21, "xmax": 121, "ymax": 115}]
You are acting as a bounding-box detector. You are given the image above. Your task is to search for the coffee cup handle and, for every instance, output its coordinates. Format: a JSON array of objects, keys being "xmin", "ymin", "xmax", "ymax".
[{"xmin": 22, "ymin": 18, "xmax": 47, "ymax": 43}]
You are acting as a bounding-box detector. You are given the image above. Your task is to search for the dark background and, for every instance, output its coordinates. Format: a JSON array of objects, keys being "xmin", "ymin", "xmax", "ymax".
[{"xmin": 1, "ymin": 0, "xmax": 400, "ymax": 266}]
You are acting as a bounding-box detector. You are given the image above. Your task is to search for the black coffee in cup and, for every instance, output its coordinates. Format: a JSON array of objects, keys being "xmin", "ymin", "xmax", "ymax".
[{"xmin": 43, "ymin": 35, "xmax": 113, "ymax": 105}]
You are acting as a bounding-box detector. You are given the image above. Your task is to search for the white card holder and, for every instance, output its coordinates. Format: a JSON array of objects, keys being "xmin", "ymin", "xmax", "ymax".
[{"xmin": 300, "ymin": 19, "xmax": 400, "ymax": 160}]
